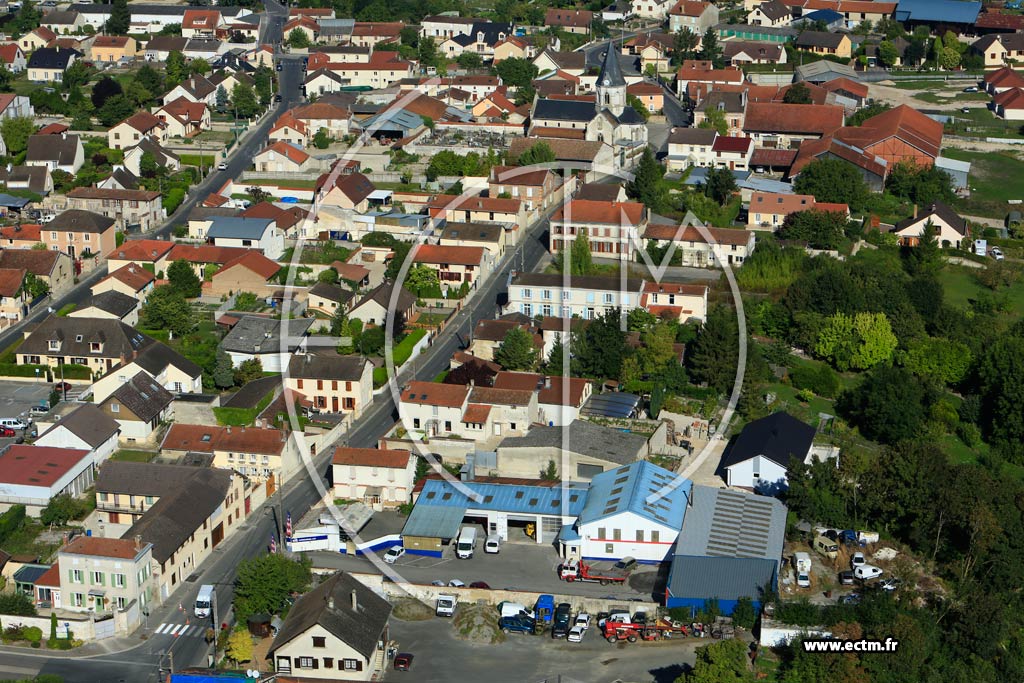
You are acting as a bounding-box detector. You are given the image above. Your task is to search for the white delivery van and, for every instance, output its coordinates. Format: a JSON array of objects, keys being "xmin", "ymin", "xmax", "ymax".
[
  {"xmin": 455, "ymin": 527, "xmax": 477, "ymax": 559},
  {"xmin": 436, "ymin": 594, "xmax": 457, "ymax": 617},
  {"xmin": 485, "ymin": 534, "xmax": 501, "ymax": 554},
  {"xmin": 498, "ymin": 602, "xmax": 534, "ymax": 620},
  {"xmin": 195, "ymin": 584, "xmax": 215, "ymax": 619},
  {"xmin": 854, "ymin": 565, "xmax": 883, "ymax": 581}
]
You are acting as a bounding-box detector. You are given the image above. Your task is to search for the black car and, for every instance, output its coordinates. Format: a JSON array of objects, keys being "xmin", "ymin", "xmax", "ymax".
[
  {"xmin": 274, "ymin": 94, "xmax": 282, "ymax": 102},
  {"xmin": 552, "ymin": 602, "xmax": 572, "ymax": 638}
]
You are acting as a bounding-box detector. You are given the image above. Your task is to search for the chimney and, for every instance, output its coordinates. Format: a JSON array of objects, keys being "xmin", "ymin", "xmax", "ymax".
[
  {"xmin": 134, "ymin": 534, "xmax": 142, "ymax": 550},
  {"xmin": 469, "ymin": 378, "xmax": 474, "ymax": 388},
  {"xmin": 327, "ymin": 595, "xmax": 335, "ymax": 610},
  {"xmin": 544, "ymin": 376, "xmax": 551, "ymax": 389},
  {"xmin": 350, "ymin": 589, "xmax": 358, "ymax": 611},
  {"xmin": 61, "ymin": 131, "xmax": 67, "ymax": 140},
  {"xmin": 913, "ymin": 204, "xmax": 918, "ymax": 219},
  {"xmin": 226, "ymin": 426, "xmax": 232, "ymax": 434}
]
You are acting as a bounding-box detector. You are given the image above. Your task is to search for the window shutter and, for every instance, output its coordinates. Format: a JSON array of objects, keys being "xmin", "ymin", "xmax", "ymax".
[
  {"xmin": 356, "ymin": 660, "xmax": 363, "ymax": 671},
  {"xmin": 68, "ymin": 569, "xmax": 74, "ymax": 583},
  {"xmin": 311, "ymin": 659, "xmax": 319, "ymax": 670}
]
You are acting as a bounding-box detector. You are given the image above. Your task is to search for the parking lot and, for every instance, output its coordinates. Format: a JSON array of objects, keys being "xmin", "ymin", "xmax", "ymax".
[
  {"xmin": 384, "ymin": 615, "xmax": 697, "ymax": 683},
  {"xmin": 0, "ymin": 380, "xmax": 55, "ymax": 423},
  {"xmin": 308, "ymin": 541, "xmax": 666, "ymax": 601}
]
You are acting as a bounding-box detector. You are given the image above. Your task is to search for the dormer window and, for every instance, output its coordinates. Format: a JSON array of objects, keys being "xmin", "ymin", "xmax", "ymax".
[
  {"xmin": 48, "ymin": 339, "xmax": 59, "ymax": 351},
  {"xmin": 90, "ymin": 342, "xmax": 102, "ymax": 353},
  {"xmin": 75, "ymin": 335, "xmax": 83, "ymax": 342}
]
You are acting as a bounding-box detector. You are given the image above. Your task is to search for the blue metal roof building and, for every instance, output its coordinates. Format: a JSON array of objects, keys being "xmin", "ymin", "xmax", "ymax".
[
  {"xmin": 894, "ymin": 0, "xmax": 981, "ymax": 25},
  {"xmin": 666, "ymin": 485, "xmax": 787, "ymax": 616},
  {"xmin": 401, "ymin": 477, "xmax": 589, "ymax": 557}
]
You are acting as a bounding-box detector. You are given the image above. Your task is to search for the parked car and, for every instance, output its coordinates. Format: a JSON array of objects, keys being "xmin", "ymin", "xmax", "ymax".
[
  {"xmin": 839, "ymin": 570, "xmax": 855, "ymax": 586},
  {"xmin": 382, "ymin": 546, "xmax": 404, "ymax": 564},
  {"xmin": 567, "ymin": 625, "xmax": 586, "ymax": 643},
  {"xmin": 0, "ymin": 426, "xmax": 16, "ymax": 437},
  {"xmin": 613, "ymin": 557, "xmax": 637, "ymax": 573},
  {"xmin": 552, "ymin": 603, "xmax": 572, "ymax": 638},
  {"xmin": 963, "ymin": 86, "xmax": 979, "ymax": 92},
  {"xmin": 0, "ymin": 418, "xmax": 29, "ymax": 431},
  {"xmin": 499, "ymin": 615, "xmax": 535, "ymax": 634},
  {"xmin": 217, "ymin": 162, "xmax": 228, "ymax": 171},
  {"xmin": 28, "ymin": 405, "xmax": 48, "ymax": 416},
  {"xmin": 854, "ymin": 564, "xmax": 883, "ymax": 581},
  {"xmin": 469, "ymin": 581, "xmax": 490, "ymax": 589},
  {"xmin": 448, "ymin": 579, "xmax": 465, "ymax": 588},
  {"xmin": 990, "ymin": 246, "xmax": 1005, "ymax": 261},
  {"xmin": 393, "ymin": 653, "xmax": 413, "ymax": 671},
  {"xmin": 851, "ymin": 552, "xmax": 866, "ymax": 569},
  {"xmin": 430, "ymin": 580, "xmax": 445, "ymax": 586},
  {"xmin": 274, "ymin": 93, "xmax": 282, "ymax": 102},
  {"xmin": 573, "ymin": 613, "xmax": 591, "ymax": 631},
  {"xmin": 54, "ymin": 382, "xmax": 71, "ymax": 393}
]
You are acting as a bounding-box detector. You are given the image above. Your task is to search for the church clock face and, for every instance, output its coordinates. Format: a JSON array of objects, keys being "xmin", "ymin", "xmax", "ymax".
[{"xmin": 603, "ymin": 78, "xmax": 610, "ymax": 86}]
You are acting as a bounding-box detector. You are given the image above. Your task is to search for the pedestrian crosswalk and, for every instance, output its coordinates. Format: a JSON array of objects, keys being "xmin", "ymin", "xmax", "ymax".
[{"xmin": 153, "ymin": 623, "xmax": 208, "ymax": 638}]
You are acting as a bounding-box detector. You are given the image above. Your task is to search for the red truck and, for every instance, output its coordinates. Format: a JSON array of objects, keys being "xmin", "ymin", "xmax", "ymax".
[
  {"xmin": 602, "ymin": 618, "xmax": 691, "ymax": 643},
  {"xmin": 557, "ymin": 558, "xmax": 632, "ymax": 585}
]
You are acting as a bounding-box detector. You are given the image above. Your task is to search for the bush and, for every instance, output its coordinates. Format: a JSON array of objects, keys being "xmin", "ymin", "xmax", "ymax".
[
  {"xmin": 790, "ymin": 363, "xmax": 840, "ymax": 398},
  {"xmin": 0, "ymin": 592, "xmax": 36, "ymax": 617},
  {"xmin": 0, "ymin": 505, "xmax": 25, "ymax": 545},
  {"xmin": 731, "ymin": 597, "xmax": 757, "ymax": 630},
  {"xmin": 40, "ymin": 494, "xmax": 90, "ymax": 526},
  {"xmin": 23, "ymin": 626, "xmax": 42, "ymax": 643}
]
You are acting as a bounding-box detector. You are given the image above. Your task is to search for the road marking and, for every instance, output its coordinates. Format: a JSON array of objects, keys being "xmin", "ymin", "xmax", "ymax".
[{"xmin": 154, "ymin": 623, "xmax": 171, "ymax": 634}]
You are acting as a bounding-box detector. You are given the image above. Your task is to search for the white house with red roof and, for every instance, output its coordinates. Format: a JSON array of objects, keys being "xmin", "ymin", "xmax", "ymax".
[
  {"xmin": 0, "ymin": 44, "xmax": 26, "ymax": 73},
  {"xmin": 181, "ymin": 9, "xmax": 224, "ymax": 38},
  {"xmin": 412, "ymin": 244, "xmax": 492, "ymax": 287},
  {"xmin": 549, "ymin": 199, "xmax": 647, "ymax": 260},
  {"xmin": 254, "ymin": 141, "xmax": 313, "ymax": 173},
  {"xmin": 268, "ymin": 112, "xmax": 309, "ymax": 147},
  {"xmin": 154, "ymin": 97, "xmax": 211, "ymax": 138},
  {"xmin": 332, "ymin": 447, "xmax": 416, "ymax": 509},
  {"xmin": 640, "ymin": 281, "xmax": 709, "ymax": 323}
]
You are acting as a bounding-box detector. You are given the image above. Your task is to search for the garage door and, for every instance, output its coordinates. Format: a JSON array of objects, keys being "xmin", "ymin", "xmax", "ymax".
[{"xmin": 577, "ymin": 463, "xmax": 604, "ymax": 480}]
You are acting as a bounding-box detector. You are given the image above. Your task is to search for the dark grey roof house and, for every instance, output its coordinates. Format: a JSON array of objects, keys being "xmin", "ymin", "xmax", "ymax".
[
  {"xmin": 26, "ymin": 134, "xmax": 83, "ymax": 173},
  {"xmin": 287, "ymin": 352, "xmax": 369, "ymax": 381},
  {"xmin": 71, "ymin": 290, "xmax": 139, "ymax": 321},
  {"xmin": 36, "ymin": 403, "xmax": 120, "ymax": 452},
  {"xmin": 18, "ymin": 315, "xmax": 155, "ymax": 370},
  {"xmin": 26, "ymin": 47, "xmax": 81, "ymax": 71},
  {"xmin": 497, "ymin": 420, "xmax": 649, "ymax": 479},
  {"xmin": 719, "ymin": 411, "xmax": 816, "ymax": 494},
  {"xmin": 101, "ymin": 371, "xmax": 174, "ymax": 431},
  {"xmin": 46, "ymin": 209, "xmax": 115, "ymax": 233},
  {"xmin": 269, "ymin": 571, "xmax": 393, "ymax": 677}
]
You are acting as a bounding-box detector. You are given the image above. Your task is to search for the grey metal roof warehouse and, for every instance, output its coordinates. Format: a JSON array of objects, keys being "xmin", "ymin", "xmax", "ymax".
[
  {"xmin": 497, "ymin": 420, "xmax": 649, "ymax": 465},
  {"xmin": 674, "ymin": 484, "xmax": 786, "ymax": 560},
  {"xmin": 668, "ymin": 555, "xmax": 779, "ymax": 602}
]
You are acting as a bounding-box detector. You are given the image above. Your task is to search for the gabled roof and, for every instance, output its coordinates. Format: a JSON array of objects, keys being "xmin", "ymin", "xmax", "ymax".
[
  {"xmin": 0, "ymin": 249, "xmax": 59, "ymax": 276},
  {"xmin": 99, "ymin": 263, "xmax": 155, "ymax": 292},
  {"xmin": 835, "ymin": 104, "xmax": 942, "ymax": 159},
  {"xmin": 162, "ymin": 423, "xmax": 287, "ymax": 455},
  {"xmin": 167, "ymin": 244, "xmax": 251, "ymax": 265},
  {"xmin": 794, "ymin": 30, "xmax": 846, "ymax": 49},
  {"xmin": 317, "ymin": 172, "xmax": 375, "ymax": 205},
  {"xmin": 579, "ymin": 460, "xmax": 691, "ymax": 527},
  {"xmin": 351, "ymin": 280, "xmax": 416, "ymax": 313},
  {"xmin": 48, "ymin": 209, "xmax": 114, "ymax": 234},
  {"xmin": 26, "ymin": 133, "xmax": 80, "ymax": 167},
  {"xmin": 755, "ymin": 0, "xmax": 791, "ymax": 20},
  {"xmin": 333, "ymin": 446, "xmax": 411, "ymax": 468},
  {"xmin": 269, "ymin": 572, "xmax": 392, "ymax": 660},
  {"xmin": 221, "ymin": 315, "xmax": 315, "ymax": 354},
  {"xmin": 159, "ymin": 96, "xmax": 209, "ymax": 124},
  {"xmin": 107, "ymin": 239, "xmax": 174, "ymax": 263},
  {"xmin": 0, "ymin": 45, "xmax": 23, "ymax": 64},
  {"xmin": 0, "ymin": 445, "xmax": 90, "ymax": 487},
  {"xmin": 134, "ymin": 340, "xmax": 202, "ymax": 380},
  {"xmin": 67, "ymin": 187, "xmax": 160, "ymax": 202},
  {"xmin": 0, "ymin": 268, "xmax": 24, "ymax": 297},
  {"xmin": 74, "ymin": 290, "xmax": 139, "ymax": 319},
  {"xmin": 287, "ymin": 352, "xmax": 367, "ymax": 381},
  {"xmin": 206, "ymin": 216, "xmax": 274, "ymax": 240},
  {"xmin": 39, "ymin": 404, "xmax": 119, "ymax": 449},
  {"xmin": 105, "ymin": 371, "xmax": 174, "ymax": 422},
  {"xmin": 722, "ymin": 411, "xmax": 815, "ymax": 470},
  {"xmin": 308, "ymin": 281, "xmax": 353, "ymax": 304},
  {"xmin": 550, "ymin": 199, "xmax": 645, "ymax": 225},
  {"xmin": 401, "ymin": 380, "xmax": 469, "ymax": 408},
  {"xmin": 893, "ymin": 200, "xmax": 968, "ymax": 236},
  {"xmin": 743, "ymin": 102, "xmax": 844, "ymax": 135},
  {"xmin": 60, "ymin": 536, "xmax": 147, "ymax": 560},
  {"xmin": 413, "ymin": 244, "xmax": 486, "ymax": 267},
  {"xmin": 92, "ymin": 35, "xmax": 131, "ymax": 48},
  {"xmin": 545, "ymin": 8, "xmax": 594, "ymax": 26},
  {"xmin": 20, "ymin": 314, "xmax": 155, "ymax": 359},
  {"xmin": 26, "ymin": 47, "xmax": 79, "ymax": 70},
  {"xmin": 670, "ymin": 0, "xmax": 712, "ymax": 16},
  {"xmin": 217, "ymin": 250, "xmax": 281, "ymax": 280}
]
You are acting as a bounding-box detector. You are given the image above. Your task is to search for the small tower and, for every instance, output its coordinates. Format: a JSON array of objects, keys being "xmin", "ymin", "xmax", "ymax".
[{"xmin": 595, "ymin": 41, "xmax": 627, "ymax": 118}]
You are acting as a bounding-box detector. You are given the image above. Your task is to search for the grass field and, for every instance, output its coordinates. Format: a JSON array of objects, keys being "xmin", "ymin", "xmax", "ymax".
[
  {"xmin": 945, "ymin": 107, "xmax": 1024, "ymax": 140},
  {"xmin": 943, "ymin": 148, "xmax": 1024, "ymax": 217},
  {"xmin": 937, "ymin": 264, "xmax": 1024, "ymax": 314},
  {"xmin": 110, "ymin": 450, "xmax": 158, "ymax": 463},
  {"xmin": 913, "ymin": 91, "xmax": 990, "ymax": 104}
]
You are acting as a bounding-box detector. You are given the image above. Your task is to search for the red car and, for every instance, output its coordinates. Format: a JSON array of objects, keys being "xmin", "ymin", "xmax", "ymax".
[
  {"xmin": 0, "ymin": 426, "xmax": 15, "ymax": 437},
  {"xmin": 54, "ymin": 382, "xmax": 71, "ymax": 393},
  {"xmin": 469, "ymin": 582, "xmax": 491, "ymax": 590},
  {"xmin": 394, "ymin": 653, "xmax": 413, "ymax": 671}
]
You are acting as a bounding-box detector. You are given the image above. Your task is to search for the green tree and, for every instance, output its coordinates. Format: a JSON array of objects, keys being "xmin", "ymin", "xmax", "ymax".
[
  {"xmin": 213, "ymin": 348, "xmax": 235, "ymax": 389},
  {"xmin": 39, "ymin": 494, "xmax": 88, "ymax": 526},
  {"xmin": 837, "ymin": 365, "xmax": 930, "ymax": 443},
  {"xmin": 0, "ymin": 592, "xmax": 35, "ymax": 617},
  {"xmin": 878, "ymin": 39, "xmax": 899, "ymax": 67},
  {"xmin": 418, "ymin": 36, "xmax": 438, "ymax": 66},
  {"xmin": 231, "ymin": 83, "xmax": 260, "ymax": 118},
  {"xmin": 939, "ymin": 46, "xmax": 960, "ymax": 70},
  {"xmin": 683, "ymin": 638, "xmax": 753, "ymax": 682},
  {"xmin": 778, "ymin": 209, "xmax": 850, "ymax": 250},
  {"xmin": 540, "ymin": 460, "xmax": 558, "ymax": 480},
  {"xmin": 814, "ymin": 312, "xmax": 897, "ymax": 371},
  {"xmin": 899, "ymin": 337, "xmax": 971, "ymax": 385},
  {"xmin": 215, "ymin": 85, "xmax": 229, "ymax": 111},
  {"xmin": 545, "ymin": 336, "xmax": 566, "ymax": 375},
  {"xmin": 626, "ymin": 147, "xmax": 668, "ymax": 212},
  {"xmin": 317, "ymin": 267, "xmax": 339, "ymax": 284},
  {"xmin": 125, "ymin": 80, "xmax": 154, "ymax": 108},
  {"xmin": 13, "ymin": 0, "xmax": 41, "ymax": 34},
  {"xmin": 457, "ymin": 52, "xmax": 482, "ymax": 70},
  {"xmin": 884, "ymin": 161, "xmax": 954, "ymax": 206},
  {"xmin": 783, "ymin": 81, "xmax": 813, "ymax": 104},
  {"xmin": 234, "ymin": 358, "xmax": 264, "ymax": 386},
  {"xmin": 517, "ymin": 141, "xmax": 555, "ymax": 166},
  {"xmin": 495, "ymin": 57, "xmax": 538, "ymax": 89},
  {"xmin": 494, "ymin": 326, "xmax": 539, "ymax": 371},
  {"xmin": 137, "ymin": 64, "xmax": 163, "ymax": 95},
  {"xmin": 61, "ymin": 61, "xmax": 91, "ymax": 91},
  {"xmin": 703, "ymin": 167, "xmax": 737, "ymax": 205},
  {"xmin": 698, "ymin": 107, "xmax": 728, "ymax": 136},
  {"xmin": 673, "ymin": 27, "xmax": 699, "ymax": 64},
  {"xmin": 105, "ymin": 0, "xmax": 130, "ymax": 34},
  {"xmin": 233, "ymin": 553, "xmax": 312, "ymax": 622},
  {"xmin": 626, "ymin": 93, "xmax": 650, "ymax": 121},
  {"xmin": 573, "ymin": 309, "xmax": 629, "ymax": 379},
  {"xmin": 0, "ymin": 117, "xmax": 35, "ymax": 156},
  {"xmin": 90, "ymin": 75, "xmax": 122, "ymax": 109},
  {"xmin": 686, "ymin": 305, "xmax": 739, "ymax": 393},
  {"xmin": 225, "ymin": 628, "xmax": 254, "ymax": 665},
  {"xmin": 847, "ymin": 101, "xmax": 891, "ymax": 126},
  {"xmin": 405, "ymin": 263, "xmax": 439, "ymax": 295},
  {"xmin": 167, "ymin": 259, "xmax": 202, "ymax": 297},
  {"xmin": 167, "ymin": 51, "xmax": 187, "ymax": 87},
  {"xmin": 312, "ymin": 128, "xmax": 331, "ymax": 149},
  {"xmin": 97, "ymin": 94, "xmax": 135, "ymax": 127},
  {"xmin": 793, "ymin": 157, "xmax": 869, "ymax": 211},
  {"xmin": 189, "ymin": 58, "xmax": 210, "ymax": 76},
  {"xmin": 567, "ymin": 228, "xmax": 593, "ymax": 276},
  {"xmin": 287, "ymin": 28, "xmax": 312, "ymax": 49},
  {"xmin": 699, "ymin": 27, "xmax": 723, "ymax": 68},
  {"xmin": 976, "ymin": 334, "xmax": 1024, "ymax": 451},
  {"xmin": 254, "ymin": 66, "xmax": 273, "ymax": 106},
  {"xmin": 142, "ymin": 286, "xmax": 194, "ymax": 336}
]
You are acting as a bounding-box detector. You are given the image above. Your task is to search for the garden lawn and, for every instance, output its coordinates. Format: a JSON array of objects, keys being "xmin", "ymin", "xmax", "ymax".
[
  {"xmin": 944, "ymin": 148, "xmax": 1024, "ymax": 217},
  {"xmin": 110, "ymin": 450, "xmax": 158, "ymax": 462},
  {"xmin": 937, "ymin": 264, "xmax": 1024, "ymax": 315}
]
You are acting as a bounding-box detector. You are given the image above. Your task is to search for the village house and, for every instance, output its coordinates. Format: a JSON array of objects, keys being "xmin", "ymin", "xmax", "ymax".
[
  {"xmin": 42, "ymin": 210, "xmax": 117, "ymax": 262},
  {"xmin": 306, "ymin": 282, "xmax": 354, "ymax": 317},
  {"xmin": 90, "ymin": 35, "xmax": 138, "ymax": 63},
  {"xmin": 545, "ymin": 8, "xmax": 594, "ymax": 34},
  {"xmin": 315, "ymin": 172, "xmax": 376, "ymax": 212},
  {"xmin": 105, "ymin": 239, "xmax": 175, "ymax": 276},
  {"xmin": 742, "ymin": 102, "xmax": 844, "ymax": 148},
  {"xmin": 487, "ymin": 165, "xmax": 562, "ymax": 212},
  {"xmin": 254, "ymin": 141, "xmax": 313, "ymax": 174},
  {"xmin": 205, "ymin": 216, "xmax": 284, "ymax": 260},
  {"xmin": 67, "ymin": 290, "xmax": 140, "ymax": 326},
  {"xmin": 0, "ymin": 45, "xmax": 27, "ymax": 73},
  {"xmin": 0, "ymin": 248, "xmax": 72, "ymax": 298},
  {"xmin": 26, "ymin": 46, "xmax": 81, "ymax": 83},
  {"xmin": 0, "ymin": 268, "xmax": 26, "ymax": 323},
  {"xmin": 154, "ymin": 97, "xmax": 211, "ymax": 138},
  {"xmin": 161, "ymin": 423, "xmax": 294, "ymax": 482},
  {"xmin": 0, "ymin": 445, "xmax": 93, "ymax": 515},
  {"xmin": 16, "ymin": 315, "xmax": 157, "ymax": 375},
  {"xmin": 892, "ymin": 201, "xmax": 969, "ymax": 248},
  {"xmin": 412, "ymin": 244, "xmax": 491, "ymax": 288},
  {"xmin": 91, "ymin": 263, "xmax": 156, "ymax": 302},
  {"xmin": 98, "ymin": 371, "xmax": 175, "ymax": 443},
  {"xmin": 348, "ymin": 281, "xmax": 416, "ymax": 328},
  {"xmin": 437, "ymin": 222, "xmax": 506, "ymax": 259},
  {"xmin": 332, "ymin": 447, "xmax": 416, "ymax": 509},
  {"xmin": 549, "ymin": 199, "xmax": 647, "ymax": 261},
  {"xmin": 64, "ymin": 188, "xmax": 163, "ymax": 232},
  {"xmin": 54, "ymin": 536, "xmax": 156, "ymax": 617},
  {"xmin": 26, "ymin": 132, "xmax": 84, "ymax": 174},
  {"xmin": 669, "ymin": 0, "xmax": 720, "ymax": 33},
  {"xmin": 505, "ymin": 273, "xmax": 643, "ymax": 320},
  {"xmin": 206, "ymin": 250, "xmax": 281, "ymax": 298},
  {"xmin": 19, "ymin": 26, "xmax": 57, "ymax": 53},
  {"xmin": 640, "ymin": 281, "xmax": 709, "ymax": 323},
  {"xmin": 642, "ymin": 222, "xmax": 756, "ymax": 266},
  {"xmin": 285, "ymin": 353, "xmax": 374, "ymax": 418},
  {"xmin": 108, "ymin": 111, "xmax": 168, "ymax": 150},
  {"xmin": 794, "ymin": 31, "xmax": 852, "ymax": 59},
  {"xmin": 88, "ymin": 338, "xmax": 202, "ymax": 402},
  {"xmin": 746, "ymin": 191, "xmax": 849, "ymax": 230}
]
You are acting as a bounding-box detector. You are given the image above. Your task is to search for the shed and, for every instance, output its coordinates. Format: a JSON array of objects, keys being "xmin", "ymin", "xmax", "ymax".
[{"xmin": 936, "ymin": 155, "xmax": 970, "ymax": 192}]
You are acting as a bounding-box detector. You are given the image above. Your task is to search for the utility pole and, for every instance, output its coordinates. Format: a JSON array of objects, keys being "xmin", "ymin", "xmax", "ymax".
[{"xmin": 276, "ymin": 469, "xmax": 285, "ymax": 553}]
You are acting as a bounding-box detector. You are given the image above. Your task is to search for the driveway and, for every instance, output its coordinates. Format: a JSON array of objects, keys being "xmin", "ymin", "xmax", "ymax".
[{"xmin": 384, "ymin": 617, "xmax": 697, "ymax": 683}]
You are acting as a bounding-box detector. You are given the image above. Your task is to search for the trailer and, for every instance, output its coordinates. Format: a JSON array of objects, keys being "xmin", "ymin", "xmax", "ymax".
[
  {"xmin": 557, "ymin": 558, "xmax": 630, "ymax": 585},
  {"xmin": 602, "ymin": 618, "xmax": 691, "ymax": 643}
]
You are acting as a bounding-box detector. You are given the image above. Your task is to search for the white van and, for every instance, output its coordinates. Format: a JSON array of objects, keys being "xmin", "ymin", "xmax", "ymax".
[
  {"xmin": 498, "ymin": 602, "xmax": 534, "ymax": 620},
  {"xmin": 793, "ymin": 552, "xmax": 811, "ymax": 588},
  {"xmin": 195, "ymin": 584, "xmax": 215, "ymax": 619},
  {"xmin": 0, "ymin": 418, "xmax": 28, "ymax": 430},
  {"xmin": 455, "ymin": 527, "xmax": 477, "ymax": 559},
  {"xmin": 436, "ymin": 594, "xmax": 456, "ymax": 617},
  {"xmin": 485, "ymin": 534, "xmax": 501, "ymax": 554},
  {"xmin": 854, "ymin": 565, "xmax": 883, "ymax": 581}
]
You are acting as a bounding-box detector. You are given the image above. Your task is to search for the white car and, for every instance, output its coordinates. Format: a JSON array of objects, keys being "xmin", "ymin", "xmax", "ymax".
[
  {"xmin": 851, "ymin": 552, "xmax": 865, "ymax": 569},
  {"xmin": 448, "ymin": 579, "xmax": 466, "ymax": 588},
  {"xmin": 217, "ymin": 162, "xmax": 228, "ymax": 171},
  {"xmin": 573, "ymin": 613, "xmax": 591, "ymax": 631},
  {"xmin": 567, "ymin": 625, "xmax": 586, "ymax": 642},
  {"xmin": 854, "ymin": 564, "xmax": 883, "ymax": 581},
  {"xmin": 990, "ymin": 247, "xmax": 1005, "ymax": 261},
  {"xmin": 382, "ymin": 546, "xmax": 404, "ymax": 564}
]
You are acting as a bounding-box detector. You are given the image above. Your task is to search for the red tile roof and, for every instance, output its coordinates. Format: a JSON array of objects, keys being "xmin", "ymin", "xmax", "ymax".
[
  {"xmin": 550, "ymin": 199, "xmax": 645, "ymax": 226},
  {"xmin": 62, "ymin": 536, "xmax": 146, "ymax": 559},
  {"xmin": 670, "ymin": 0, "xmax": 712, "ymax": 15},
  {"xmin": 0, "ymin": 45, "xmax": 22, "ymax": 65},
  {"xmin": 351, "ymin": 21, "xmax": 403, "ymax": 36},
  {"xmin": 160, "ymin": 97, "xmax": 208, "ymax": 123},
  {"xmin": 35, "ymin": 562, "xmax": 60, "ymax": 588},
  {"xmin": 820, "ymin": 77, "xmax": 869, "ymax": 99},
  {"xmin": 712, "ymin": 136, "xmax": 753, "ymax": 153},
  {"xmin": 0, "ymin": 224, "xmax": 41, "ymax": 242},
  {"xmin": 413, "ymin": 244, "xmax": 486, "ymax": 267},
  {"xmin": 976, "ymin": 11, "xmax": 1024, "ymax": 30},
  {"xmin": 0, "ymin": 267, "xmax": 24, "ymax": 297},
  {"xmin": 217, "ymin": 250, "xmax": 281, "ymax": 280},
  {"xmin": 461, "ymin": 403, "xmax": 492, "ymax": 423},
  {"xmin": 750, "ymin": 148, "xmax": 797, "ymax": 168},
  {"xmin": 627, "ymin": 82, "xmax": 663, "ymax": 96},
  {"xmin": 333, "ymin": 446, "xmax": 411, "ymax": 468},
  {"xmin": 161, "ymin": 423, "xmax": 286, "ymax": 455},
  {"xmin": 260, "ymin": 140, "xmax": 310, "ymax": 165},
  {"xmin": 402, "ymin": 381, "xmax": 469, "ymax": 408},
  {"xmin": 545, "ymin": 8, "xmax": 594, "ymax": 26},
  {"xmin": 182, "ymin": 9, "xmax": 221, "ymax": 29},
  {"xmin": 107, "ymin": 239, "xmax": 174, "ymax": 262},
  {"xmin": 92, "ymin": 35, "xmax": 131, "ymax": 48},
  {"xmin": 271, "ymin": 112, "xmax": 308, "ymax": 135},
  {"xmin": 0, "ymin": 445, "xmax": 89, "ymax": 486},
  {"xmin": 120, "ymin": 110, "xmax": 166, "ymax": 133},
  {"xmin": 643, "ymin": 223, "xmax": 752, "ymax": 245},
  {"xmin": 32, "ymin": 26, "xmax": 57, "ymax": 42},
  {"xmin": 168, "ymin": 244, "xmax": 252, "ymax": 265},
  {"xmin": 284, "ymin": 16, "xmax": 320, "ymax": 32},
  {"xmin": 427, "ymin": 195, "xmax": 523, "ymax": 213},
  {"xmin": 744, "ymin": 102, "xmax": 844, "ymax": 136},
  {"xmin": 985, "ymin": 66, "xmax": 1024, "ymax": 88},
  {"xmin": 835, "ymin": 104, "xmax": 942, "ymax": 159},
  {"xmin": 101, "ymin": 264, "xmax": 154, "ymax": 292},
  {"xmin": 676, "ymin": 65, "xmax": 744, "ymax": 84}
]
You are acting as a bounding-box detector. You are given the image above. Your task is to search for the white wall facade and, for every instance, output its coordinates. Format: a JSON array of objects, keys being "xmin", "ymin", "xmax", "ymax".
[{"xmin": 578, "ymin": 510, "xmax": 678, "ymax": 563}]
